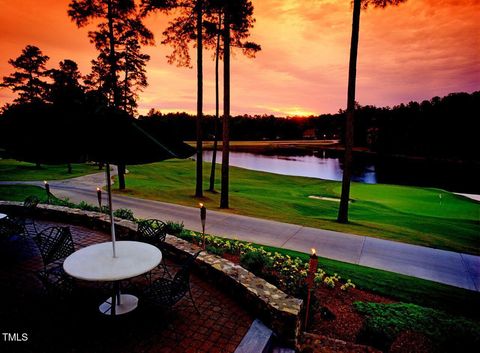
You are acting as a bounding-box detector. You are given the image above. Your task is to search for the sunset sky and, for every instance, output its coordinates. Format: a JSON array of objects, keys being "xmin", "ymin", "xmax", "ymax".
[{"xmin": 0, "ymin": 0, "xmax": 479, "ymax": 116}]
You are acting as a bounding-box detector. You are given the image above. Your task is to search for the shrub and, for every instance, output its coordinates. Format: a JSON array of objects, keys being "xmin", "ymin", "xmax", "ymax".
[
  {"xmin": 354, "ymin": 302, "xmax": 480, "ymax": 352},
  {"xmin": 50, "ymin": 197, "xmax": 76, "ymax": 208},
  {"xmin": 206, "ymin": 245, "xmax": 225, "ymax": 256},
  {"xmin": 341, "ymin": 279, "xmax": 356, "ymax": 291},
  {"xmin": 240, "ymin": 250, "xmax": 272, "ymax": 276},
  {"xmin": 164, "ymin": 221, "xmax": 184, "ymax": 235},
  {"xmin": 50, "ymin": 198, "xmax": 109, "ymax": 215},
  {"xmin": 77, "ymin": 201, "xmax": 100, "ymax": 212},
  {"xmin": 323, "ymin": 273, "xmax": 341, "ymax": 289},
  {"xmin": 179, "ymin": 229, "xmax": 195, "ymax": 241},
  {"xmin": 113, "ymin": 208, "xmax": 135, "ymax": 221}
]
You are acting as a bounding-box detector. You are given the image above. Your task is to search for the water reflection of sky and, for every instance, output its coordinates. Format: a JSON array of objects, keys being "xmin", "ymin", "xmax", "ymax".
[{"xmin": 202, "ymin": 151, "xmax": 377, "ymax": 184}]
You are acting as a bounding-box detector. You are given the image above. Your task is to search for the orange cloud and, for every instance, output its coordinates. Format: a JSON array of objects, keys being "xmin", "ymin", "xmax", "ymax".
[{"xmin": 0, "ymin": 0, "xmax": 478, "ymax": 116}]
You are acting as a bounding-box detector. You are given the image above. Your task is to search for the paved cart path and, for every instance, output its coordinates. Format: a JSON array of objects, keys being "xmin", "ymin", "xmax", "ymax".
[{"xmin": 1, "ymin": 169, "xmax": 479, "ymax": 291}]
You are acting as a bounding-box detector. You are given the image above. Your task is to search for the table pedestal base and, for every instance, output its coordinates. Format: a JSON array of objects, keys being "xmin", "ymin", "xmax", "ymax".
[{"xmin": 99, "ymin": 294, "xmax": 138, "ymax": 315}]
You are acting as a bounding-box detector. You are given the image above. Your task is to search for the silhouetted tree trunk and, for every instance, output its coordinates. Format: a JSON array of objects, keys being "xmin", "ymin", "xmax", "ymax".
[
  {"xmin": 107, "ymin": 0, "xmax": 125, "ymax": 190},
  {"xmin": 220, "ymin": 10, "xmax": 230, "ymax": 209},
  {"xmin": 209, "ymin": 14, "xmax": 222, "ymax": 193},
  {"xmin": 123, "ymin": 67, "xmax": 129, "ymax": 112},
  {"xmin": 195, "ymin": 0, "xmax": 204, "ymax": 198},
  {"xmin": 338, "ymin": 0, "xmax": 361, "ymax": 223},
  {"xmin": 118, "ymin": 164, "xmax": 126, "ymax": 190},
  {"xmin": 106, "ymin": 0, "xmax": 121, "ymax": 108},
  {"xmin": 118, "ymin": 66, "xmax": 128, "ymax": 189}
]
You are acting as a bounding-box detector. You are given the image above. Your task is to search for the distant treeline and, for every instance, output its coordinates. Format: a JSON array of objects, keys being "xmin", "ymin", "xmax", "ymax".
[{"xmin": 140, "ymin": 91, "xmax": 480, "ymax": 162}]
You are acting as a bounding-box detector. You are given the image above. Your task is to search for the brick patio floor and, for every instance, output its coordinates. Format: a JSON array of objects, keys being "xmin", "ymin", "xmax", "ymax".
[{"xmin": 0, "ymin": 221, "xmax": 252, "ymax": 353}]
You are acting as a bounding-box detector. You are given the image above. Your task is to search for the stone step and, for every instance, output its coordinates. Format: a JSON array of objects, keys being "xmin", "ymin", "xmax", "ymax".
[{"xmin": 234, "ymin": 319, "xmax": 274, "ymax": 353}]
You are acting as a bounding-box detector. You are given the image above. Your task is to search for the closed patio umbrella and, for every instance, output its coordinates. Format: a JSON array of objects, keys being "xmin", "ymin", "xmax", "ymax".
[{"xmin": 86, "ymin": 110, "xmax": 195, "ymax": 257}]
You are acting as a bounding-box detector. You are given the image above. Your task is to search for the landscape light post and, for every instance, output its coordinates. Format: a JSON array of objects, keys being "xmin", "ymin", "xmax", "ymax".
[
  {"xmin": 97, "ymin": 187, "xmax": 102, "ymax": 211},
  {"xmin": 199, "ymin": 203, "xmax": 206, "ymax": 249},
  {"xmin": 44, "ymin": 180, "xmax": 50, "ymax": 204},
  {"xmin": 305, "ymin": 248, "xmax": 318, "ymax": 330}
]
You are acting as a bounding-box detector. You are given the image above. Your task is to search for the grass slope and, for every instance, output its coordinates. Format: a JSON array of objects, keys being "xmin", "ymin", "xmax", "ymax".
[
  {"xmin": 115, "ymin": 159, "xmax": 479, "ymax": 254},
  {"xmin": 0, "ymin": 185, "xmax": 49, "ymax": 202},
  {"xmin": 0, "ymin": 159, "xmax": 99, "ymax": 181}
]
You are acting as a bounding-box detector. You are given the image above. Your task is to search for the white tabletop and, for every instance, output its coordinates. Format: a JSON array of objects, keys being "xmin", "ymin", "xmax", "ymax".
[
  {"xmin": 0, "ymin": 213, "xmax": 6, "ymax": 220},
  {"xmin": 63, "ymin": 241, "xmax": 162, "ymax": 281}
]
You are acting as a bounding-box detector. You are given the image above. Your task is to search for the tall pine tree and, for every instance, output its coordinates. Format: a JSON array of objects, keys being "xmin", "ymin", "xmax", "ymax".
[{"xmin": 1, "ymin": 45, "xmax": 50, "ymax": 104}]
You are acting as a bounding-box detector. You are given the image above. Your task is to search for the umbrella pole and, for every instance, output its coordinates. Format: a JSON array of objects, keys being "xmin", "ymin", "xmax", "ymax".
[{"xmin": 106, "ymin": 162, "xmax": 117, "ymax": 258}]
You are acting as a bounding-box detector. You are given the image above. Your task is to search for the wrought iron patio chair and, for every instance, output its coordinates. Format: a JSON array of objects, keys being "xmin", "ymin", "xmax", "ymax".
[
  {"xmin": 137, "ymin": 219, "xmax": 172, "ymax": 278},
  {"xmin": 0, "ymin": 217, "xmax": 25, "ymax": 239},
  {"xmin": 143, "ymin": 251, "xmax": 201, "ymax": 314},
  {"xmin": 32, "ymin": 226, "xmax": 76, "ymax": 298},
  {"xmin": 24, "ymin": 195, "xmax": 40, "ymax": 229},
  {"xmin": 137, "ymin": 219, "xmax": 167, "ymax": 245},
  {"xmin": 35, "ymin": 266, "xmax": 76, "ymax": 300},
  {"xmin": 33, "ymin": 226, "xmax": 75, "ymax": 271},
  {"xmin": 24, "ymin": 195, "xmax": 40, "ymax": 209},
  {"xmin": 13, "ymin": 195, "xmax": 41, "ymax": 238}
]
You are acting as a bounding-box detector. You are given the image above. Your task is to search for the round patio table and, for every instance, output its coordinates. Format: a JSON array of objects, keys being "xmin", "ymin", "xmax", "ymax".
[{"xmin": 63, "ymin": 241, "xmax": 162, "ymax": 316}]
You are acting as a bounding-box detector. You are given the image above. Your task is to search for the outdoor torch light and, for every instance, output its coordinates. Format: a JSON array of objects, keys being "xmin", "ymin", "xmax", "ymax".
[
  {"xmin": 305, "ymin": 248, "xmax": 318, "ymax": 330},
  {"xmin": 44, "ymin": 180, "xmax": 50, "ymax": 204},
  {"xmin": 97, "ymin": 187, "xmax": 102, "ymax": 210},
  {"xmin": 199, "ymin": 203, "xmax": 206, "ymax": 249},
  {"xmin": 308, "ymin": 248, "xmax": 318, "ymax": 281}
]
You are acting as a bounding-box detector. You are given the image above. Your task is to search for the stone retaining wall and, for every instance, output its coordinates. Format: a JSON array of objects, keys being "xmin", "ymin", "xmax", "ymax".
[
  {"xmin": 0, "ymin": 201, "xmax": 137, "ymax": 239},
  {"xmin": 0, "ymin": 201, "xmax": 303, "ymax": 346},
  {"xmin": 165, "ymin": 236, "xmax": 303, "ymax": 346}
]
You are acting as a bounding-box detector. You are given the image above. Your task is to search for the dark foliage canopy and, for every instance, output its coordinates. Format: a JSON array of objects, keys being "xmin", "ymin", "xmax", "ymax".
[
  {"xmin": 68, "ymin": 0, "xmax": 153, "ymax": 113},
  {"xmin": 141, "ymin": 0, "xmax": 260, "ymax": 67},
  {"xmin": 47, "ymin": 59, "xmax": 85, "ymax": 108},
  {"xmin": 141, "ymin": 91, "xmax": 480, "ymax": 162},
  {"xmin": 1, "ymin": 45, "xmax": 50, "ymax": 104},
  {"xmin": 0, "ymin": 102, "xmax": 195, "ymax": 165}
]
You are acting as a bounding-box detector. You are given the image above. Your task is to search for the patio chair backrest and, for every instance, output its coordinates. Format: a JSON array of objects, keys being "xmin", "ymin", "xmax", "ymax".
[
  {"xmin": 170, "ymin": 251, "xmax": 201, "ymax": 300},
  {"xmin": 137, "ymin": 219, "xmax": 167, "ymax": 245},
  {"xmin": 33, "ymin": 226, "xmax": 75, "ymax": 268},
  {"xmin": 21, "ymin": 195, "xmax": 40, "ymax": 234},
  {"xmin": 24, "ymin": 195, "xmax": 40, "ymax": 209}
]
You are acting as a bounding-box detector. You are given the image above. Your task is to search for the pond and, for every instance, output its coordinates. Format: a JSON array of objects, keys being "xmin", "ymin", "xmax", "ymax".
[{"xmin": 202, "ymin": 150, "xmax": 480, "ymax": 194}]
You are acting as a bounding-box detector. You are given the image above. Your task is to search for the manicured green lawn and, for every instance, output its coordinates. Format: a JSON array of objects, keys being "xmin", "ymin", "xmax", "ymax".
[
  {"xmin": 0, "ymin": 185, "xmax": 49, "ymax": 202},
  {"xmin": 114, "ymin": 159, "xmax": 480, "ymax": 254},
  {"xmin": 0, "ymin": 159, "xmax": 99, "ymax": 181}
]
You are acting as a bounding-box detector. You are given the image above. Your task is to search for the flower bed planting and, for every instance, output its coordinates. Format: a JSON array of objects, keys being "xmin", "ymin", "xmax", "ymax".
[
  {"xmin": 176, "ymin": 229, "xmax": 356, "ymax": 298},
  {"xmin": 173, "ymin": 227, "xmax": 480, "ymax": 353}
]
